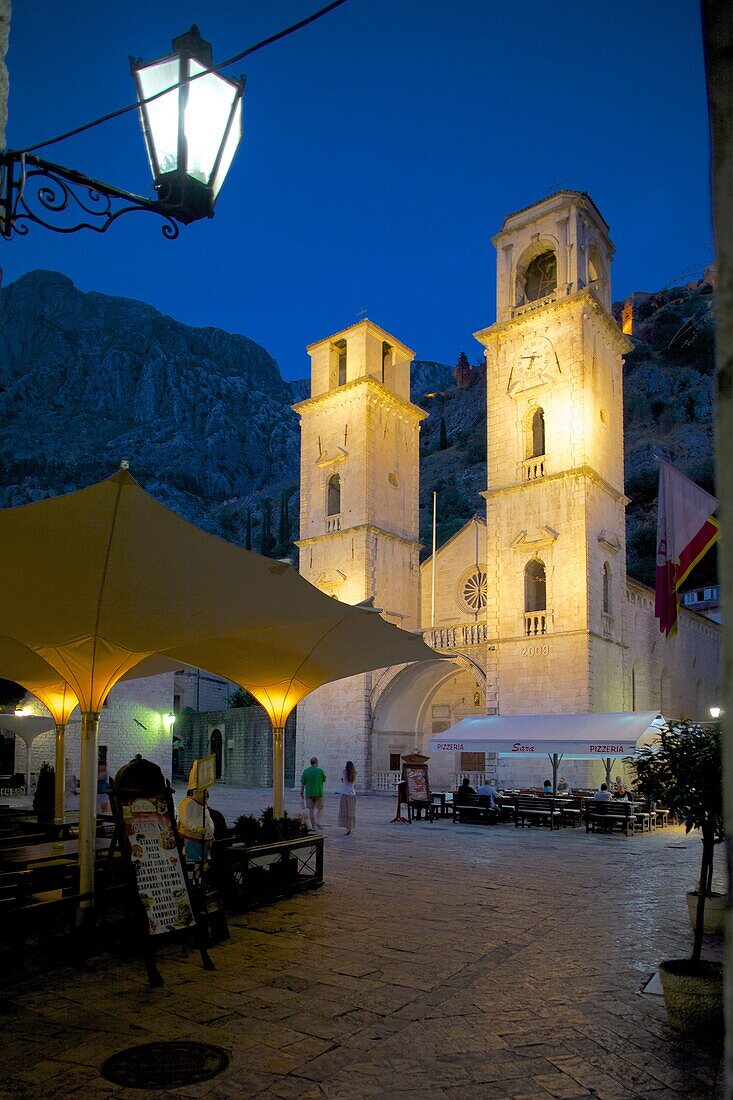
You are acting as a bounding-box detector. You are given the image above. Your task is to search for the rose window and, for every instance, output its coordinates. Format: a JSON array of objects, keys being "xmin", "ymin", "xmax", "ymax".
[{"xmin": 462, "ymin": 570, "xmax": 487, "ymax": 613}]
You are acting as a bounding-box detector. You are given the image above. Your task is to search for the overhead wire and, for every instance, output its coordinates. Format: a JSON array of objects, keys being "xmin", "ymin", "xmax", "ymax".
[{"xmin": 15, "ymin": 0, "xmax": 350, "ymax": 156}]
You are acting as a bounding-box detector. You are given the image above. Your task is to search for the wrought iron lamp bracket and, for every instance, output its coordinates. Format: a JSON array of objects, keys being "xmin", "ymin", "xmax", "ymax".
[{"xmin": 0, "ymin": 151, "xmax": 182, "ymax": 239}]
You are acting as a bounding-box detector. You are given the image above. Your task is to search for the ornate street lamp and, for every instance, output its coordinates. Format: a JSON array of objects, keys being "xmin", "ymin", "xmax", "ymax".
[
  {"xmin": 0, "ymin": 26, "xmax": 244, "ymax": 239},
  {"xmin": 131, "ymin": 26, "xmax": 244, "ymax": 224}
]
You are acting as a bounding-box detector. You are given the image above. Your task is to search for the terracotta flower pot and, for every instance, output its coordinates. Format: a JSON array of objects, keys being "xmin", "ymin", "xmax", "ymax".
[
  {"xmin": 686, "ymin": 891, "xmax": 725, "ymax": 935},
  {"xmin": 658, "ymin": 959, "xmax": 723, "ymax": 1033}
]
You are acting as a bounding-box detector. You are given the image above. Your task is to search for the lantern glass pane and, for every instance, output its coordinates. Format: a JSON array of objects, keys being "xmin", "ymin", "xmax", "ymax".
[
  {"xmin": 212, "ymin": 103, "xmax": 242, "ymax": 198},
  {"xmin": 138, "ymin": 58, "xmax": 181, "ymax": 176},
  {"xmin": 185, "ymin": 59, "xmax": 239, "ymax": 185}
]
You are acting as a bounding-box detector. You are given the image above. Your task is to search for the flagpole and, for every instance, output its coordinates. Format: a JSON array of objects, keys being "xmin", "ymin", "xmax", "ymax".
[{"xmin": 431, "ymin": 491, "xmax": 437, "ymax": 629}]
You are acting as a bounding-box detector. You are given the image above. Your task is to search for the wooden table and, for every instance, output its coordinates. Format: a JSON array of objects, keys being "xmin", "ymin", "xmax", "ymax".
[
  {"xmin": 0, "ymin": 837, "xmax": 111, "ymax": 866},
  {"xmin": 430, "ymin": 792, "xmax": 453, "ymax": 819}
]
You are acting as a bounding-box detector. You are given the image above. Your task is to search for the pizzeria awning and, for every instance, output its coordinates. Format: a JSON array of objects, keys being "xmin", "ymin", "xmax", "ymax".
[{"xmin": 428, "ymin": 712, "xmax": 665, "ymax": 758}]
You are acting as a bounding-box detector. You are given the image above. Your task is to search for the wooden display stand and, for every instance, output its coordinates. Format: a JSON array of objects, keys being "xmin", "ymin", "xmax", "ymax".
[
  {"xmin": 108, "ymin": 754, "xmax": 216, "ymax": 987},
  {"xmin": 392, "ymin": 752, "xmax": 433, "ymax": 823}
]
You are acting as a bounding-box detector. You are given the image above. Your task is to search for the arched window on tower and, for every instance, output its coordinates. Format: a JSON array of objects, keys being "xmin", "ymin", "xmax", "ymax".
[
  {"xmin": 530, "ymin": 408, "xmax": 545, "ymax": 458},
  {"xmin": 524, "ymin": 250, "xmax": 557, "ymax": 303},
  {"xmin": 524, "ymin": 559, "xmax": 547, "ymax": 636},
  {"xmin": 333, "ymin": 339, "xmax": 347, "ymax": 387},
  {"xmin": 602, "ymin": 562, "xmax": 611, "ymax": 615},
  {"xmin": 327, "ymin": 473, "xmax": 341, "ymax": 517}
]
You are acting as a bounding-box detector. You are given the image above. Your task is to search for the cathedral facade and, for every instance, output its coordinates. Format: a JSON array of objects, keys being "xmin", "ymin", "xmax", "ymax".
[{"xmin": 294, "ymin": 192, "xmax": 720, "ymax": 791}]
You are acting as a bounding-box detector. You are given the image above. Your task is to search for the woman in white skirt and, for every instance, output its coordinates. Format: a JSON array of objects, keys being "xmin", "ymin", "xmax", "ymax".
[{"xmin": 338, "ymin": 761, "xmax": 357, "ymax": 835}]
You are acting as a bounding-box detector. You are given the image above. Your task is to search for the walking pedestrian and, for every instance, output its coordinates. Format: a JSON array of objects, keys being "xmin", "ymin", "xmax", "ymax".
[
  {"xmin": 338, "ymin": 760, "xmax": 357, "ymax": 835},
  {"xmin": 300, "ymin": 756, "xmax": 327, "ymax": 830}
]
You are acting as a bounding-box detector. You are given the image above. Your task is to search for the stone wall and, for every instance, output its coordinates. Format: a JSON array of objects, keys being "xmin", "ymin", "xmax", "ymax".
[{"xmin": 177, "ymin": 706, "xmax": 296, "ymax": 789}]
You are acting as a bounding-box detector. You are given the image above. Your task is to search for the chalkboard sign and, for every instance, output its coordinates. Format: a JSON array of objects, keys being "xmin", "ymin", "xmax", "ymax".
[
  {"xmin": 109, "ymin": 754, "xmax": 214, "ymax": 986},
  {"xmin": 119, "ymin": 793, "xmax": 194, "ymax": 935},
  {"xmin": 404, "ymin": 766, "xmax": 429, "ymax": 803}
]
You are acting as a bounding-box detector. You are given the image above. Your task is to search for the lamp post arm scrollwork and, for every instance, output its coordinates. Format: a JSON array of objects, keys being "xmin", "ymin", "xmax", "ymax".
[{"xmin": 0, "ymin": 150, "xmax": 182, "ymax": 239}]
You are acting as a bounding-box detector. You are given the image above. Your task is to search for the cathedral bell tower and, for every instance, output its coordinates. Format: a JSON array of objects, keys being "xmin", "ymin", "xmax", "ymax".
[
  {"xmin": 474, "ymin": 191, "xmax": 632, "ymax": 714},
  {"xmin": 293, "ymin": 319, "xmax": 426, "ymax": 784}
]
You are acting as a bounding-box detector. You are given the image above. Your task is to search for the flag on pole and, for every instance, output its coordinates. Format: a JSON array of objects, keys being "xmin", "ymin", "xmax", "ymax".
[{"xmin": 655, "ymin": 461, "xmax": 718, "ymax": 637}]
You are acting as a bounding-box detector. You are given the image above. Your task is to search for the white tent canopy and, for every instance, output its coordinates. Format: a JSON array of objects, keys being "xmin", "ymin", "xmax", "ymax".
[{"xmin": 428, "ymin": 712, "xmax": 665, "ymax": 759}]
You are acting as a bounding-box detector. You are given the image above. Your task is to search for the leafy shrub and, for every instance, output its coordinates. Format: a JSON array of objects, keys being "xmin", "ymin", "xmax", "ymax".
[{"xmin": 233, "ymin": 807, "xmax": 309, "ymax": 846}]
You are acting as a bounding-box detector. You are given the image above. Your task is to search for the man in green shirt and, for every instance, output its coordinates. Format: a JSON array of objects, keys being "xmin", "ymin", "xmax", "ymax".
[{"xmin": 300, "ymin": 756, "xmax": 327, "ymax": 830}]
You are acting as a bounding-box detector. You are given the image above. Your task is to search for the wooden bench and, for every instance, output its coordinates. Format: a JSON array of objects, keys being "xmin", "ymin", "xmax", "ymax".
[
  {"xmin": 584, "ymin": 799, "xmax": 634, "ymax": 836},
  {"xmin": 452, "ymin": 794, "xmax": 499, "ymax": 826},
  {"xmin": 514, "ymin": 797, "xmax": 562, "ymax": 830},
  {"xmin": 0, "ymin": 863, "xmax": 93, "ymax": 963}
]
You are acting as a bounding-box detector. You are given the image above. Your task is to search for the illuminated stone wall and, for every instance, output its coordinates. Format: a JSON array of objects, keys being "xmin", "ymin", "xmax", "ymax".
[{"xmin": 21, "ymin": 673, "xmax": 176, "ymax": 789}]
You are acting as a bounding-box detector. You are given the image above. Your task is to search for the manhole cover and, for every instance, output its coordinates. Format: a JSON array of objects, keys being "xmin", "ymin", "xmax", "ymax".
[{"xmin": 101, "ymin": 1041, "xmax": 229, "ymax": 1089}]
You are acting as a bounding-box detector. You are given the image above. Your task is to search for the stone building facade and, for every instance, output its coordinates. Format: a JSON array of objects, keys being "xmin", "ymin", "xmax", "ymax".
[
  {"xmin": 17, "ymin": 673, "xmax": 176, "ymax": 791},
  {"xmin": 295, "ymin": 191, "xmax": 721, "ymax": 792}
]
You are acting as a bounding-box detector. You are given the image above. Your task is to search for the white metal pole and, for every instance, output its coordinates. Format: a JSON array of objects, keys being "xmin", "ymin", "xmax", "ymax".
[{"xmin": 431, "ymin": 490, "xmax": 437, "ymax": 629}]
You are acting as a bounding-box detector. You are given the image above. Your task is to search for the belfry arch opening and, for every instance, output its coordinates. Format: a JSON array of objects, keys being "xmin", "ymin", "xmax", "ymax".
[{"xmin": 514, "ymin": 239, "xmax": 558, "ymax": 307}]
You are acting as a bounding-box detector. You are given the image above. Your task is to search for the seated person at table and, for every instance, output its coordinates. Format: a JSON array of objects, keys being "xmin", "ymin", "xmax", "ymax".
[
  {"xmin": 457, "ymin": 777, "xmax": 476, "ymax": 799},
  {"xmin": 557, "ymin": 777, "xmax": 571, "ymax": 794},
  {"xmin": 593, "ymin": 783, "xmax": 612, "ymax": 802},
  {"xmin": 612, "ymin": 783, "xmax": 630, "ymax": 801},
  {"xmin": 542, "ymin": 779, "xmax": 553, "ymax": 795},
  {"xmin": 476, "ymin": 780, "xmax": 499, "ymax": 807}
]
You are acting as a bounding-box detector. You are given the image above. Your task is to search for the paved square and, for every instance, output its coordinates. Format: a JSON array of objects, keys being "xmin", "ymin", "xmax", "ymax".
[{"xmin": 0, "ymin": 789, "xmax": 724, "ymax": 1098}]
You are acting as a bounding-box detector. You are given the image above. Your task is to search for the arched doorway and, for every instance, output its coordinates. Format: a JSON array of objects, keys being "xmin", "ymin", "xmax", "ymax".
[
  {"xmin": 210, "ymin": 728, "xmax": 223, "ymax": 779},
  {"xmin": 371, "ymin": 657, "xmax": 487, "ymax": 788}
]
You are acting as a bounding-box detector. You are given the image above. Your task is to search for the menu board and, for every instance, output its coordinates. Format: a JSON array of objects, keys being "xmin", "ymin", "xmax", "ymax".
[
  {"xmin": 404, "ymin": 766, "xmax": 429, "ymax": 803},
  {"xmin": 121, "ymin": 795, "xmax": 194, "ymax": 936}
]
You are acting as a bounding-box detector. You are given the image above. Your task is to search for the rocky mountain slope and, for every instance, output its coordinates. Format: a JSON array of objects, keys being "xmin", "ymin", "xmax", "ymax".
[{"xmin": 0, "ymin": 269, "xmax": 716, "ymax": 588}]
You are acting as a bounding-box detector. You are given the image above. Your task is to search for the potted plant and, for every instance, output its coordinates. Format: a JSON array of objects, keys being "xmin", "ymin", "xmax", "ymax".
[
  {"xmin": 631, "ymin": 722, "xmax": 724, "ymax": 1033},
  {"xmin": 228, "ymin": 808, "xmax": 314, "ymax": 904},
  {"xmin": 32, "ymin": 761, "xmax": 55, "ymax": 823}
]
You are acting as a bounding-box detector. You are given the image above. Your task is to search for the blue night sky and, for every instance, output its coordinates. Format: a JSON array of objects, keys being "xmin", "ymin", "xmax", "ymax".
[{"xmin": 3, "ymin": 0, "xmax": 711, "ymax": 381}]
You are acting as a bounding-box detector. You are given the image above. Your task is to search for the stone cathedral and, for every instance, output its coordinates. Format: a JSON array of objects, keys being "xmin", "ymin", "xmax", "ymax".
[{"xmin": 293, "ymin": 192, "xmax": 720, "ymax": 791}]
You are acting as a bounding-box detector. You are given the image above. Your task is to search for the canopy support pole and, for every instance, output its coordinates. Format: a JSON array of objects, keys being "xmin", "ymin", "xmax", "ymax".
[
  {"xmin": 604, "ymin": 756, "xmax": 617, "ymax": 787},
  {"xmin": 54, "ymin": 722, "xmax": 66, "ymax": 824},
  {"xmin": 25, "ymin": 739, "xmax": 32, "ymax": 797},
  {"xmin": 548, "ymin": 752, "xmax": 562, "ymax": 795},
  {"xmin": 78, "ymin": 711, "xmax": 100, "ymax": 903},
  {"xmin": 272, "ymin": 726, "xmax": 285, "ymax": 818}
]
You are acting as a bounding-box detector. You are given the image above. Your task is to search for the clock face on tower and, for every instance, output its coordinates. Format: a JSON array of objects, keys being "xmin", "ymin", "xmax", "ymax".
[{"xmin": 507, "ymin": 334, "xmax": 560, "ymax": 397}]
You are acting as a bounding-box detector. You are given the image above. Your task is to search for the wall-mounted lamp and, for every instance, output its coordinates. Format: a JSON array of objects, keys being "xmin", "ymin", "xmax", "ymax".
[{"xmin": 1, "ymin": 26, "xmax": 244, "ymax": 239}]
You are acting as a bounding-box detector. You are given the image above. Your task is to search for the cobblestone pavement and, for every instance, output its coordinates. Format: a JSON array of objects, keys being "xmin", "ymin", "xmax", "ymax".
[{"xmin": 0, "ymin": 788, "xmax": 725, "ymax": 1098}]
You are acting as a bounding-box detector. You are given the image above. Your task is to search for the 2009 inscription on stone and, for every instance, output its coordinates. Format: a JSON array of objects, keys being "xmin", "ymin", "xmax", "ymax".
[{"xmin": 122, "ymin": 796, "xmax": 194, "ymax": 935}]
